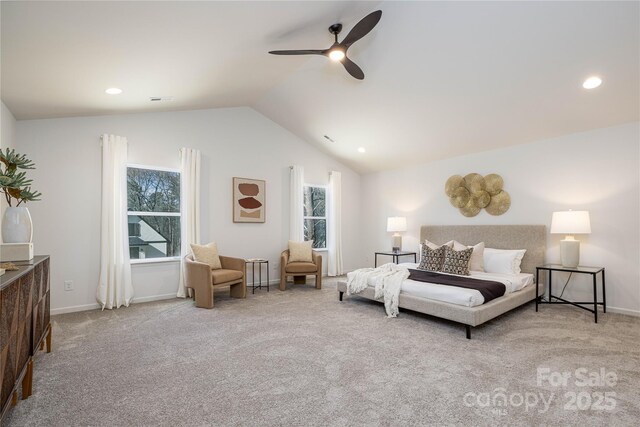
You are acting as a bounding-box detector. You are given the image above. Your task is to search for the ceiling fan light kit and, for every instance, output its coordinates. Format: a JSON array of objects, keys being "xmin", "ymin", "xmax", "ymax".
[
  {"xmin": 268, "ymin": 10, "xmax": 382, "ymax": 80},
  {"xmin": 327, "ymin": 24, "xmax": 346, "ymax": 61},
  {"xmin": 329, "ymin": 48, "xmax": 346, "ymax": 61}
]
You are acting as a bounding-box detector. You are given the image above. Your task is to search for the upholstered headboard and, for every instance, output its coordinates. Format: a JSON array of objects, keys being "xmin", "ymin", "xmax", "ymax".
[{"xmin": 420, "ymin": 225, "xmax": 546, "ymax": 275}]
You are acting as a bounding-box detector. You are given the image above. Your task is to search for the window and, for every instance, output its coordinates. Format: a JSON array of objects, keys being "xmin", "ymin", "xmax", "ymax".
[
  {"xmin": 127, "ymin": 165, "xmax": 181, "ymax": 262},
  {"xmin": 303, "ymin": 185, "xmax": 327, "ymax": 249}
]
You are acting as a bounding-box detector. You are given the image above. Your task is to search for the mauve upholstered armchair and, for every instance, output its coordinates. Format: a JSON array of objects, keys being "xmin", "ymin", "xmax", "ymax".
[
  {"xmin": 184, "ymin": 254, "xmax": 246, "ymax": 308},
  {"xmin": 279, "ymin": 250, "xmax": 322, "ymax": 291}
]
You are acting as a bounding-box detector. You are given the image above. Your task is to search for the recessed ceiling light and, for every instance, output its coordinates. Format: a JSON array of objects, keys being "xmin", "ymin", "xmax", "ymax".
[
  {"xmin": 582, "ymin": 76, "xmax": 602, "ymax": 89},
  {"xmin": 358, "ymin": 147, "xmax": 366, "ymax": 153},
  {"xmin": 105, "ymin": 87, "xmax": 122, "ymax": 95}
]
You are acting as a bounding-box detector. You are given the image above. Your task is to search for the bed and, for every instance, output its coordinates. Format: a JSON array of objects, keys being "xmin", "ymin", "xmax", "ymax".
[{"xmin": 337, "ymin": 225, "xmax": 546, "ymax": 339}]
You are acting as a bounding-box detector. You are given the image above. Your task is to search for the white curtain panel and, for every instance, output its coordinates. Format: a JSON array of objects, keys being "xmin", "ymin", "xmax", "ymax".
[
  {"xmin": 328, "ymin": 171, "xmax": 344, "ymax": 276},
  {"xmin": 97, "ymin": 134, "xmax": 134, "ymax": 309},
  {"xmin": 289, "ymin": 165, "xmax": 304, "ymax": 241},
  {"xmin": 177, "ymin": 147, "xmax": 201, "ymax": 298}
]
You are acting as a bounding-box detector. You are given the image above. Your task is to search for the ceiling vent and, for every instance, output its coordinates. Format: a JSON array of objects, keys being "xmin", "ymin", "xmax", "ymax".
[
  {"xmin": 323, "ymin": 135, "xmax": 336, "ymax": 143},
  {"xmin": 149, "ymin": 96, "xmax": 174, "ymax": 102}
]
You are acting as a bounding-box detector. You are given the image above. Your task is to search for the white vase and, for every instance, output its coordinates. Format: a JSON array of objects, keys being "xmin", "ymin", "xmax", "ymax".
[{"xmin": 2, "ymin": 206, "xmax": 33, "ymax": 243}]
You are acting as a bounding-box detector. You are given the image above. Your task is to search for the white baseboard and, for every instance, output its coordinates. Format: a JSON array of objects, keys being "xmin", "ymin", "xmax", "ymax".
[
  {"xmin": 248, "ymin": 278, "xmax": 280, "ymax": 286},
  {"xmin": 252, "ymin": 277, "xmax": 332, "ymax": 287},
  {"xmin": 131, "ymin": 293, "xmax": 178, "ymax": 304},
  {"xmin": 47, "ymin": 291, "xmax": 640, "ymax": 318},
  {"xmin": 606, "ymin": 306, "xmax": 640, "ymax": 317},
  {"xmin": 51, "ymin": 302, "xmax": 101, "ymax": 315},
  {"xmin": 52, "ymin": 293, "xmax": 179, "ymax": 316}
]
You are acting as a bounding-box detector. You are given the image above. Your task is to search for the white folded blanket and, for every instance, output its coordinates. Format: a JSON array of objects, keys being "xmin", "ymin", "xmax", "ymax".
[{"xmin": 346, "ymin": 263, "xmax": 410, "ymax": 318}]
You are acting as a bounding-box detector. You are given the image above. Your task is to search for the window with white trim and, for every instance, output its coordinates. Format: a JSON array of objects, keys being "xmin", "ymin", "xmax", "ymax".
[
  {"xmin": 303, "ymin": 185, "xmax": 326, "ymax": 250},
  {"xmin": 127, "ymin": 165, "xmax": 181, "ymax": 262}
]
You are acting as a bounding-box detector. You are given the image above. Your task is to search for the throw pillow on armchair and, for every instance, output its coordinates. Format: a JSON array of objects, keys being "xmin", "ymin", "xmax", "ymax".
[{"xmin": 288, "ymin": 240, "xmax": 313, "ymax": 263}]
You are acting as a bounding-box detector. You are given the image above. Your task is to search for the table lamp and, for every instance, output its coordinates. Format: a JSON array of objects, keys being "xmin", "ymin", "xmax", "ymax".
[
  {"xmin": 550, "ymin": 210, "xmax": 591, "ymax": 268},
  {"xmin": 387, "ymin": 217, "xmax": 407, "ymax": 253}
]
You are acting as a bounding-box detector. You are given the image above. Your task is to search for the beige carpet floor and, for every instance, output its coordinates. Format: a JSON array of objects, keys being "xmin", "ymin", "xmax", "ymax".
[{"xmin": 4, "ymin": 277, "xmax": 640, "ymax": 426}]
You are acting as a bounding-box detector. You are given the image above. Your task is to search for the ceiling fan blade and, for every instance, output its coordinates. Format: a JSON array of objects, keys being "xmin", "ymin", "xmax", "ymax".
[
  {"xmin": 342, "ymin": 57, "xmax": 364, "ymax": 80},
  {"xmin": 268, "ymin": 49, "xmax": 327, "ymax": 56},
  {"xmin": 341, "ymin": 10, "xmax": 382, "ymax": 47}
]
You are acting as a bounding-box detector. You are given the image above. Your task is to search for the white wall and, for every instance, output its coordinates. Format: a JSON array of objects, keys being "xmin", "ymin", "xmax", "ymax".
[
  {"xmin": 361, "ymin": 122, "xmax": 640, "ymax": 316},
  {"xmin": 1, "ymin": 101, "xmax": 16, "ymax": 149},
  {"xmin": 0, "ymin": 101, "xmax": 17, "ymax": 219},
  {"xmin": 12, "ymin": 104, "xmax": 639, "ymax": 317},
  {"xmin": 15, "ymin": 107, "xmax": 363, "ymax": 313}
]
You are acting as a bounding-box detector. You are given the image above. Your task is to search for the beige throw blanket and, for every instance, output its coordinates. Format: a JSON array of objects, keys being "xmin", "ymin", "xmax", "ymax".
[{"xmin": 346, "ymin": 263, "xmax": 410, "ymax": 318}]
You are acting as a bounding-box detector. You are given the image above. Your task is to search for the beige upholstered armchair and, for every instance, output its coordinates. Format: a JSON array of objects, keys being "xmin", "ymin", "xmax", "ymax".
[
  {"xmin": 279, "ymin": 250, "xmax": 322, "ymax": 291},
  {"xmin": 184, "ymin": 254, "xmax": 246, "ymax": 308}
]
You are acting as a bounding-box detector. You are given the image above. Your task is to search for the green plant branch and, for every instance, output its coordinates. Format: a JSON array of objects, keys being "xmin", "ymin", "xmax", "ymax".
[{"xmin": 0, "ymin": 148, "xmax": 41, "ymax": 207}]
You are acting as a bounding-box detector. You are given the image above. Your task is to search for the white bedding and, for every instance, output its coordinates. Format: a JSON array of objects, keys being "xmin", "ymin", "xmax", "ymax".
[
  {"xmin": 345, "ymin": 263, "xmax": 409, "ymax": 317},
  {"xmin": 369, "ymin": 263, "xmax": 534, "ymax": 308}
]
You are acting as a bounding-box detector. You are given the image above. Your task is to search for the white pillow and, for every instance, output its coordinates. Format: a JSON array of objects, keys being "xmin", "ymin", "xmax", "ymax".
[
  {"xmin": 288, "ymin": 240, "xmax": 313, "ymax": 263},
  {"xmin": 452, "ymin": 241, "xmax": 485, "ymax": 272},
  {"xmin": 483, "ymin": 248, "xmax": 526, "ymax": 275},
  {"xmin": 190, "ymin": 242, "xmax": 222, "ymax": 270}
]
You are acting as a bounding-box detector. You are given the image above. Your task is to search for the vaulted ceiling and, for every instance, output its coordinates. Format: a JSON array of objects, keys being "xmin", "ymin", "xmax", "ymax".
[{"xmin": 2, "ymin": 1, "xmax": 638, "ymax": 173}]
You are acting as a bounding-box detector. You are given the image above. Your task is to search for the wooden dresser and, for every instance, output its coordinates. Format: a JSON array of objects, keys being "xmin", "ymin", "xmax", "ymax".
[{"xmin": 0, "ymin": 256, "xmax": 51, "ymax": 423}]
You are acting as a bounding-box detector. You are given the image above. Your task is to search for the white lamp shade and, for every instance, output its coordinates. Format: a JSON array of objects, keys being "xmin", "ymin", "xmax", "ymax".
[
  {"xmin": 550, "ymin": 211, "xmax": 591, "ymax": 234},
  {"xmin": 387, "ymin": 217, "xmax": 407, "ymax": 233}
]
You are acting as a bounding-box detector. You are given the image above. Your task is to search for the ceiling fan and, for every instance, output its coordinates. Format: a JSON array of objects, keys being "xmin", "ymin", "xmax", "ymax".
[{"xmin": 268, "ymin": 10, "xmax": 382, "ymax": 80}]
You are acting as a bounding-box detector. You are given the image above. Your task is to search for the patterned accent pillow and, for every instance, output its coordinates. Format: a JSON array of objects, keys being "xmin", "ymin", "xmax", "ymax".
[
  {"xmin": 441, "ymin": 246, "xmax": 473, "ymax": 276},
  {"xmin": 418, "ymin": 244, "xmax": 446, "ymax": 271}
]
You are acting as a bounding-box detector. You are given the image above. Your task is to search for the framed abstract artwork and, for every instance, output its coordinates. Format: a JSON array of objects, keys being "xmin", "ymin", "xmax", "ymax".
[{"xmin": 232, "ymin": 177, "xmax": 266, "ymax": 223}]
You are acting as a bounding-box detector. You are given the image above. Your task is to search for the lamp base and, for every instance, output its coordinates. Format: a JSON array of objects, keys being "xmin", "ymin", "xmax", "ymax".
[
  {"xmin": 560, "ymin": 237, "xmax": 580, "ymax": 268},
  {"xmin": 392, "ymin": 234, "xmax": 402, "ymax": 253}
]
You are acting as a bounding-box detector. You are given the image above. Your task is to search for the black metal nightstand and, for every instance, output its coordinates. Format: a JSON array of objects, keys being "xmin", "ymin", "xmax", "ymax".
[
  {"xmin": 374, "ymin": 251, "xmax": 417, "ymax": 267},
  {"xmin": 535, "ymin": 264, "xmax": 606, "ymax": 323}
]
